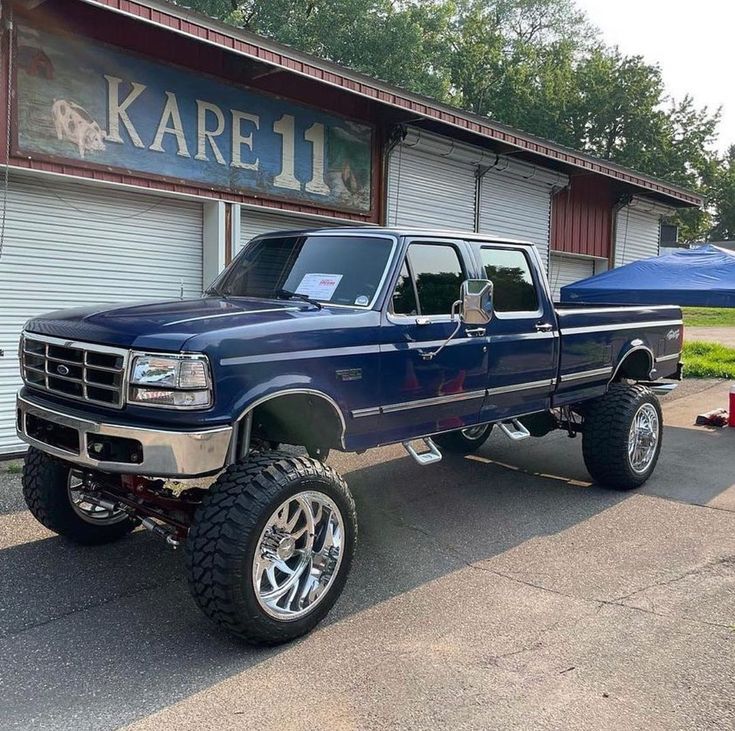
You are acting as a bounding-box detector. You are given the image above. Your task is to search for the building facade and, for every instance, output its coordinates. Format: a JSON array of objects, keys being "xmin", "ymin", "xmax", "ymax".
[{"xmin": 0, "ymin": 0, "xmax": 702, "ymax": 454}]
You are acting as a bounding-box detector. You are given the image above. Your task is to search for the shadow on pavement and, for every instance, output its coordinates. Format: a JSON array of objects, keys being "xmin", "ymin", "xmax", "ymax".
[
  {"xmin": 2, "ymin": 419, "xmax": 731, "ymax": 730},
  {"xmin": 481, "ymin": 423, "xmax": 735, "ymax": 509},
  {"xmin": 1, "ymin": 446, "xmax": 630, "ymax": 731}
]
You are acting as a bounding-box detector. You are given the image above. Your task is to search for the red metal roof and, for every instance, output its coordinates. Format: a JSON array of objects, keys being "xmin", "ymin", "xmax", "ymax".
[{"xmin": 77, "ymin": 0, "xmax": 701, "ymax": 207}]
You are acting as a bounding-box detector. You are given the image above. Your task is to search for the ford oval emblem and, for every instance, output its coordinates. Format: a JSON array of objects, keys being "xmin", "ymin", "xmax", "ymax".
[{"xmin": 56, "ymin": 364, "xmax": 70, "ymax": 376}]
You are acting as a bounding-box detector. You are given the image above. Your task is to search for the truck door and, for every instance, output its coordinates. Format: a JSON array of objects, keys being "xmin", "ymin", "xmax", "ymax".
[
  {"xmin": 378, "ymin": 239, "xmax": 489, "ymax": 442},
  {"xmin": 474, "ymin": 244, "xmax": 558, "ymax": 422}
]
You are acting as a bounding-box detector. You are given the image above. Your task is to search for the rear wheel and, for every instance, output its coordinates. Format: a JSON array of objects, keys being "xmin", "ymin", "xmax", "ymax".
[
  {"xmin": 22, "ymin": 447, "xmax": 136, "ymax": 544},
  {"xmin": 582, "ymin": 384, "xmax": 662, "ymax": 490},
  {"xmin": 433, "ymin": 424, "xmax": 493, "ymax": 454},
  {"xmin": 186, "ymin": 451, "xmax": 356, "ymax": 644}
]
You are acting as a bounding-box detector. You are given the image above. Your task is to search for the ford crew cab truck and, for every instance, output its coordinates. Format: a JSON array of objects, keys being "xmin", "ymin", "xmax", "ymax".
[{"xmin": 16, "ymin": 227, "xmax": 682, "ymax": 644}]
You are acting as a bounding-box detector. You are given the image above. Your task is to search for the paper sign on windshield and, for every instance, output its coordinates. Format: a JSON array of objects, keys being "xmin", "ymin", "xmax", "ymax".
[{"xmin": 296, "ymin": 273, "xmax": 343, "ymax": 301}]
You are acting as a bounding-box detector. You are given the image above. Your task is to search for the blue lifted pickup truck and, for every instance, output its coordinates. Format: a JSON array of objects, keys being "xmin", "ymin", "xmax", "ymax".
[{"xmin": 16, "ymin": 227, "xmax": 682, "ymax": 643}]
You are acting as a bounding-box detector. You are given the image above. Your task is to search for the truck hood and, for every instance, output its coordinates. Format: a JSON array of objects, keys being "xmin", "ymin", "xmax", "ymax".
[{"xmin": 24, "ymin": 297, "xmax": 344, "ymax": 351}]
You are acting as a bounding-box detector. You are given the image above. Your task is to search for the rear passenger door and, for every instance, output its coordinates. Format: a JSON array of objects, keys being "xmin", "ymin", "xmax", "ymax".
[
  {"xmin": 379, "ymin": 239, "xmax": 489, "ymax": 442},
  {"xmin": 475, "ymin": 245, "xmax": 558, "ymax": 422}
]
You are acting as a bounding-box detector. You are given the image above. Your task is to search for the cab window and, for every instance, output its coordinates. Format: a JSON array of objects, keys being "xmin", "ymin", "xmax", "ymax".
[
  {"xmin": 391, "ymin": 261, "xmax": 418, "ymax": 315},
  {"xmin": 392, "ymin": 243, "xmax": 464, "ymax": 316},
  {"xmin": 480, "ymin": 248, "xmax": 539, "ymax": 313}
]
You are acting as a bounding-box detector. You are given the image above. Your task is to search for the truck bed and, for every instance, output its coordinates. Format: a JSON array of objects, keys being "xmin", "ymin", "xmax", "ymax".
[{"xmin": 552, "ymin": 304, "xmax": 683, "ymax": 406}]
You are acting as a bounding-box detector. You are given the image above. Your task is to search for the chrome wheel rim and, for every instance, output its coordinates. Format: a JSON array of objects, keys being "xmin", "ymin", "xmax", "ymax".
[
  {"xmin": 253, "ymin": 491, "xmax": 344, "ymax": 621},
  {"xmin": 461, "ymin": 425, "xmax": 487, "ymax": 440},
  {"xmin": 628, "ymin": 403, "xmax": 660, "ymax": 474},
  {"xmin": 67, "ymin": 471, "xmax": 128, "ymax": 525}
]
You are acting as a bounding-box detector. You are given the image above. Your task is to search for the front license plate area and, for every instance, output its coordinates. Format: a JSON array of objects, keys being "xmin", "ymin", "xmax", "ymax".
[{"xmin": 26, "ymin": 413, "xmax": 80, "ymax": 454}]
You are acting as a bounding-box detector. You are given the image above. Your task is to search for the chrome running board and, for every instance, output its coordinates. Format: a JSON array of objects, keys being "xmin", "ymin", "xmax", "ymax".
[
  {"xmin": 498, "ymin": 419, "xmax": 531, "ymax": 441},
  {"xmin": 403, "ymin": 437, "xmax": 443, "ymax": 466}
]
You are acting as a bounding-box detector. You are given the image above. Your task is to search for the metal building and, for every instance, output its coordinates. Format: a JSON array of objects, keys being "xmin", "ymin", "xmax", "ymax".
[{"xmin": 0, "ymin": 0, "xmax": 702, "ymax": 454}]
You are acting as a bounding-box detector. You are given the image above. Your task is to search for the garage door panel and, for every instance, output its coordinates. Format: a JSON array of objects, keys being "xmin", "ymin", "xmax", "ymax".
[
  {"xmin": 0, "ymin": 175, "xmax": 204, "ymax": 455},
  {"xmin": 478, "ymin": 171, "xmax": 554, "ymax": 268},
  {"xmin": 386, "ymin": 145, "xmax": 476, "ymax": 231},
  {"xmin": 614, "ymin": 206, "xmax": 662, "ymax": 267},
  {"xmin": 549, "ymin": 254, "xmax": 596, "ymax": 300}
]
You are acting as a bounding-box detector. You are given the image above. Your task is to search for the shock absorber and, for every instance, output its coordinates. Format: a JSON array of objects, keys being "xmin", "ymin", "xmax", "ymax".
[{"xmin": 79, "ymin": 483, "xmax": 182, "ymax": 548}]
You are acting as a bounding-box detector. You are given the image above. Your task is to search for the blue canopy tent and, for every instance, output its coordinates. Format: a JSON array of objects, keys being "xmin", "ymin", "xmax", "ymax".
[{"xmin": 560, "ymin": 245, "xmax": 735, "ymax": 307}]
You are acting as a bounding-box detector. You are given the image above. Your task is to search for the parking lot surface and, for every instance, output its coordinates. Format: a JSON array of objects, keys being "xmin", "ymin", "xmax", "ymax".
[{"xmin": 1, "ymin": 381, "xmax": 733, "ymax": 730}]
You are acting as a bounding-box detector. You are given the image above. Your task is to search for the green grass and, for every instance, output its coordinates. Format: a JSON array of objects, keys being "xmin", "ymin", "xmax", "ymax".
[
  {"xmin": 682, "ymin": 307, "xmax": 735, "ymax": 327},
  {"xmin": 682, "ymin": 341, "xmax": 735, "ymax": 378}
]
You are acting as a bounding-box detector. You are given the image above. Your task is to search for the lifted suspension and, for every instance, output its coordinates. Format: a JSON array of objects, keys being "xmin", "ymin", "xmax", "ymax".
[
  {"xmin": 78, "ymin": 473, "xmax": 202, "ymax": 548},
  {"xmin": 76, "ymin": 490, "xmax": 182, "ymax": 547}
]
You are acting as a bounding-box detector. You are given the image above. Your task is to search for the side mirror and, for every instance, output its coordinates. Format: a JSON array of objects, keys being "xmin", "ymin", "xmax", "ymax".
[{"xmin": 460, "ymin": 279, "xmax": 493, "ymax": 325}]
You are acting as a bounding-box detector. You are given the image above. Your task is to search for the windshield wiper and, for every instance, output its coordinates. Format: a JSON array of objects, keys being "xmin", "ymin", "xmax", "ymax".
[{"xmin": 276, "ymin": 288, "xmax": 322, "ymax": 309}]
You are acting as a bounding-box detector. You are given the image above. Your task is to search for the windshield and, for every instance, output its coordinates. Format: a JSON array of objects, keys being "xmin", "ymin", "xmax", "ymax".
[{"xmin": 211, "ymin": 234, "xmax": 395, "ymax": 307}]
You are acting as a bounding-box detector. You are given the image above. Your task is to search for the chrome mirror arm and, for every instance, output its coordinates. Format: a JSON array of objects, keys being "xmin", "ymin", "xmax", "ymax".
[{"xmin": 419, "ymin": 301, "xmax": 463, "ymax": 361}]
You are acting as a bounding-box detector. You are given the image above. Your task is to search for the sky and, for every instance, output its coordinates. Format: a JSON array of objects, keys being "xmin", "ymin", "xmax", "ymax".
[{"xmin": 574, "ymin": 0, "xmax": 734, "ymax": 153}]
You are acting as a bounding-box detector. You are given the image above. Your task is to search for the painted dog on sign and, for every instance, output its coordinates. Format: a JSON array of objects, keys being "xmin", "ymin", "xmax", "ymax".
[{"xmin": 51, "ymin": 100, "xmax": 106, "ymax": 159}]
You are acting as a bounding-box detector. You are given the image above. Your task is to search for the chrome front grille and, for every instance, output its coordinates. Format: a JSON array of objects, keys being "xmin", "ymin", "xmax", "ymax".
[{"xmin": 21, "ymin": 334, "xmax": 129, "ymax": 409}]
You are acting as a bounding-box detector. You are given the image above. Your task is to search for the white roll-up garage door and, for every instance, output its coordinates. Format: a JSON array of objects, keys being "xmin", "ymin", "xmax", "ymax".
[
  {"xmin": 386, "ymin": 130, "xmax": 479, "ymax": 231},
  {"xmin": 385, "ymin": 128, "xmax": 567, "ymax": 266},
  {"xmin": 0, "ymin": 174, "xmax": 204, "ymax": 455},
  {"xmin": 478, "ymin": 163, "xmax": 567, "ymax": 272},
  {"xmin": 239, "ymin": 207, "xmax": 342, "ymax": 253},
  {"xmin": 548, "ymin": 254, "xmax": 597, "ymax": 301},
  {"xmin": 614, "ymin": 199, "xmax": 672, "ymax": 267}
]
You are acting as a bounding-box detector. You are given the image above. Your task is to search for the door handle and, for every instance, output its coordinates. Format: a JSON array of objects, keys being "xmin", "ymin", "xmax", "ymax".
[
  {"xmin": 535, "ymin": 323, "xmax": 553, "ymax": 332},
  {"xmin": 465, "ymin": 326, "xmax": 486, "ymax": 337}
]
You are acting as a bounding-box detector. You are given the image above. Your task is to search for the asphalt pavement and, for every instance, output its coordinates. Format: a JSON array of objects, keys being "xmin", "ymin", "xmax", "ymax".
[{"xmin": 0, "ymin": 381, "xmax": 733, "ymax": 730}]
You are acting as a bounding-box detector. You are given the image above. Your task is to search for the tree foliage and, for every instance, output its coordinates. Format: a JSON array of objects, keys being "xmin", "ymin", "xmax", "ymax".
[
  {"xmin": 182, "ymin": 0, "xmax": 728, "ymax": 242},
  {"xmin": 708, "ymin": 146, "xmax": 735, "ymax": 241}
]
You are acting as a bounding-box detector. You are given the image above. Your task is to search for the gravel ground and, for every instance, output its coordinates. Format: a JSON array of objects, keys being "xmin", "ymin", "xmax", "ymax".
[
  {"xmin": 658, "ymin": 377, "xmax": 728, "ymax": 403},
  {"xmin": 685, "ymin": 326, "xmax": 735, "ymax": 348}
]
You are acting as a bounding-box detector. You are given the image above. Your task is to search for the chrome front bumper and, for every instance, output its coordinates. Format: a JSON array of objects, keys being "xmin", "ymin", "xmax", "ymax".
[{"xmin": 16, "ymin": 395, "xmax": 232, "ymax": 477}]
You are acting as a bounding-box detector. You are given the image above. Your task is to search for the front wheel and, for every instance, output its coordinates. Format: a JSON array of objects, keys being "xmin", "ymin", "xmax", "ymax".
[
  {"xmin": 582, "ymin": 384, "xmax": 662, "ymax": 490},
  {"xmin": 186, "ymin": 451, "xmax": 357, "ymax": 645},
  {"xmin": 433, "ymin": 424, "xmax": 493, "ymax": 454},
  {"xmin": 22, "ymin": 447, "xmax": 136, "ymax": 544}
]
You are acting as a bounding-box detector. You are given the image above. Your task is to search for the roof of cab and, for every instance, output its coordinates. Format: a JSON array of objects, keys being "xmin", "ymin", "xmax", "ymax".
[{"xmin": 252, "ymin": 226, "xmax": 536, "ymax": 248}]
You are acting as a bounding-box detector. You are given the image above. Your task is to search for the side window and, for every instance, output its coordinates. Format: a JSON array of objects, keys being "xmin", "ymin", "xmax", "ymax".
[
  {"xmin": 480, "ymin": 248, "xmax": 539, "ymax": 312},
  {"xmin": 392, "ymin": 243, "xmax": 464, "ymax": 316},
  {"xmin": 391, "ymin": 261, "xmax": 418, "ymax": 315}
]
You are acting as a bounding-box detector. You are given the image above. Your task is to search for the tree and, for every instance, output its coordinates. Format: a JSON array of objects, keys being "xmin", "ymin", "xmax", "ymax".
[
  {"xmin": 708, "ymin": 146, "xmax": 735, "ymax": 241},
  {"xmin": 182, "ymin": 0, "xmax": 453, "ymax": 99},
  {"xmin": 443, "ymin": 0, "xmax": 593, "ymax": 132},
  {"xmin": 181, "ymin": 0, "xmax": 724, "ymax": 241}
]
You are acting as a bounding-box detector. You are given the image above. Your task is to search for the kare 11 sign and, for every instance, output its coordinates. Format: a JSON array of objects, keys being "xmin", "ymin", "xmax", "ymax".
[{"xmin": 15, "ymin": 24, "xmax": 373, "ymax": 213}]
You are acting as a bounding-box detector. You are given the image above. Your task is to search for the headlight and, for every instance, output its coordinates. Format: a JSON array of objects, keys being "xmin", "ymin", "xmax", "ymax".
[{"xmin": 129, "ymin": 354, "xmax": 212, "ymax": 409}]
